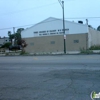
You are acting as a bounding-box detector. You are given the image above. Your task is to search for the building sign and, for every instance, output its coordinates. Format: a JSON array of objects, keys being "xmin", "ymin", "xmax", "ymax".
[
  {"xmin": 64, "ymin": 35, "xmax": 66, "ymax": 39},
  {"xmin": 34, "ymin": 29, "xmax": 69, "ymax": 36}
]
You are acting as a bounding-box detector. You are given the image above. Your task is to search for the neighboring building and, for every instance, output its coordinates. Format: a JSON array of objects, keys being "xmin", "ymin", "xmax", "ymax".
[
  {"xmin": 0, "ymin": 37, "xmax": 10, "ymax": 47},
  {"xmin": 21, "ymin": 17, "xmax": 100, "ymax": 53},
  {"xmin": 88, "ymin": 28, "xmax": 100, "ymax": 47}
]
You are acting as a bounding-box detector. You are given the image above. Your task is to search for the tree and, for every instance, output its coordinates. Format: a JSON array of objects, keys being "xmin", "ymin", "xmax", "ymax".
[
  {"xmin": 15, "ymin": 28, "xmax": 24, "ymax": 45},
  {"xmin": 21, "ymin": 39, "xmax": 27, "ymax": 53},
  {"xmin": 15, "ymin": 32, "xmax": 21, "ymax": 45},
  {"xmin": 1, "ymin": 42, "xmax": 12, "ymax": 48},
  {"xmin": 8, "ymin": 31, "xmax": 15, "ymax": 45},
  {"xmin": 97, "ymin": 25, "xmax": 100, "ymax": 31},
  {"xmin": 8, "ymin": 28, "xmax": 24, "ymax": 45},
  {"xmin": 16, "ymin": 28, "xmax": 24, "ymax": 33},
  {"xmin": 8, "ymin": 31, "xmax": 11, "ymax": 36}
]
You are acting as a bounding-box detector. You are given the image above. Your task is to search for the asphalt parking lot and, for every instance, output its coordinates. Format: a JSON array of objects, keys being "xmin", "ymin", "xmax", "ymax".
[{"xmin": 0, "ymin": 55, "xmax": 100, "ymax": 100}]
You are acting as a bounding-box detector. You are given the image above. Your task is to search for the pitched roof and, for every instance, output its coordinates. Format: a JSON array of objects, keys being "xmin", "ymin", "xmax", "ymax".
[{"xmin": 22, "ymin": 17, "xmax": 87, "ymax": 32}]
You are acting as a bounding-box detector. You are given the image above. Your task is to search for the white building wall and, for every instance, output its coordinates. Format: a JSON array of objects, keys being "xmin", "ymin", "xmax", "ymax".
[
  {"xmin": 88, "ymin": 29, "xmax": 92, "ymax": 48},
  {"xmin": 88, "ymin": 28, "xmax": 100, "ymax": 48},
  {"xmin": 65, "ymin": 21, "xmax": 88, "ymax": 34},
  {"xmin": 0, "ymin": 37, "xmax": 9, "ymax": 46},
  {"xmin": 21, "ymin": 17, "xmax": 88, "ymax": 38}
]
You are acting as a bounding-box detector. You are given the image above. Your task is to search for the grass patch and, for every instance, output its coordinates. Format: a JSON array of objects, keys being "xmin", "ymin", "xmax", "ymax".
[
  {"xmin": 80, "ymin": 48, "xmax": 93, "ymax": 54},
  {"xmin": 20, "ymin": 51, "xmax": 29, "ymax": 55}
]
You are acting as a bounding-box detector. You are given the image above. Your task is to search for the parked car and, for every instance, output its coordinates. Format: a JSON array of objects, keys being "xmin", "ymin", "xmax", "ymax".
[{"xmin": 9, "ymin": 45, "xmax": 22, "ymax": 50}]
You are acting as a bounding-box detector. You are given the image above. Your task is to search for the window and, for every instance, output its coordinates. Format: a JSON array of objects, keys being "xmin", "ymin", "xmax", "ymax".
[
  {"xmin": 51, "ymin": 41, "xmax": 55, "ymax": 44},
  {"xmin": 74, "ymin": 40, "xmax": 79, "ymax": 43}
]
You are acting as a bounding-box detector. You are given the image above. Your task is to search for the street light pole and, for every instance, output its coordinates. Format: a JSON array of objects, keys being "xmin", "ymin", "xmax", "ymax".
[
  {"xmin": 62, "ymin": 1, "xmax": 66, "ymax": 54},
  {"xmin": 58, "ymin": 0, "xmax": 66, "ymax": 54}
]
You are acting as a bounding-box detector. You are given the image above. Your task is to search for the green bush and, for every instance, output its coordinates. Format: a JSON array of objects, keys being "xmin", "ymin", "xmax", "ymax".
[
  {"xmin": 80, "ymin": 48, "xmax": 93, "ymax": 54},
  {"xmin": 1, "ymin": 42, "xmax": 12, "ymax": 48},
  {"xmin": 5, "ymin": 53, "xmax": 9, "ymax": 56},
  {"xmin": 89, "ymin": 45, "xmax": 100, "ymax": 50},
  {"xmin": 20, "ymin": 51, "xmax": 28, "ymax": 55}
]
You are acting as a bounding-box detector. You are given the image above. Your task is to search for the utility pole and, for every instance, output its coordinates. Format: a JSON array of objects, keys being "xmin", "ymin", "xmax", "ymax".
[
  {"xmin": 86, "ymin": 19, "xmax": 88, "ymax": 50},
  {"xmin": 13, "ymin": 27, "xmax": 15, "ymax": 45},
  {"xmin": 62, "ymin": 1, "xmax": 66, "ymax": 54},
  {"xmin": 13, "ymin": 27, "xmax": 15, "ymax": 34},
  {"xmin": 86, "ymin": 19, "xmax": 88, "ymax": 25},
  {"xmin": 58, "ymin": 0, "xmax": 66, "ymax": 54}
]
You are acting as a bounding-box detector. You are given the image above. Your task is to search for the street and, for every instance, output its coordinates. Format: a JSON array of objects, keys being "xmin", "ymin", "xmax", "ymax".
[{"xmin": 0, "ymin": 55, "xmax": 100, "ymax": 100}]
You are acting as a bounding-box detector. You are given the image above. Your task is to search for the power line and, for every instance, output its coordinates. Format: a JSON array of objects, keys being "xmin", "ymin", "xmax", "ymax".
[
  {"xmin": 0, "ymin": 17, "xmax": 100, "ymax": 31},
  {"xmin": 58, "ymin": 0, "xmax": 63, "ymax": 8},
  {"xmin": 0, "ymin": 24, "xmax": 34, "ymax": 31},
  {"xmin": 0, "ymin": 27, "xmax": 13, "ymax": 31},
  {"xmin": 0, "ymin": 19, "xmax": 58, "ymax": 30},
  {"xmin": 15, "ymin": 24, "xmax": 35, "ymax": 28},
  {"xmin": 65, "ymin": 17, "xmax": 100, "ymax": 19},
  {"xmin": 0, "ymin": 2, "xmax": 58, "ymax": 16},
  {"xmin": 0, "ymin": 0, "xmax": 75, "ymax": 16}
]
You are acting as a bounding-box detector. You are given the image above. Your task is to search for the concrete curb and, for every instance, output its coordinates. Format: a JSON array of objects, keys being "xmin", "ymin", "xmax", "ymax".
[{"xmin": 0, "ymin": 53, "xmax": 100, "ymax": 57}]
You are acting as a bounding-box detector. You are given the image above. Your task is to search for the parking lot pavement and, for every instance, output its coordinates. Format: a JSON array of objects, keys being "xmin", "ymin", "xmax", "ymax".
[{"xmin": 0, "ymin": 55, "xmax": 100, "ymax": 100}]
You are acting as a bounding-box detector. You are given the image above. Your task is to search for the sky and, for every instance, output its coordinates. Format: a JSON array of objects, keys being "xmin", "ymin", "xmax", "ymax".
[{"xmin": 0, "ymin": 0, "xmax": 100, "ymax": 37}]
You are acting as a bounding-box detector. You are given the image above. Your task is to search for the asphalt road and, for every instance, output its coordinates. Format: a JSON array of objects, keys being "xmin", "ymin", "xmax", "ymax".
[{"xmin": 0, "ymin": 55, "xmax": 100, "ymax": 100}]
